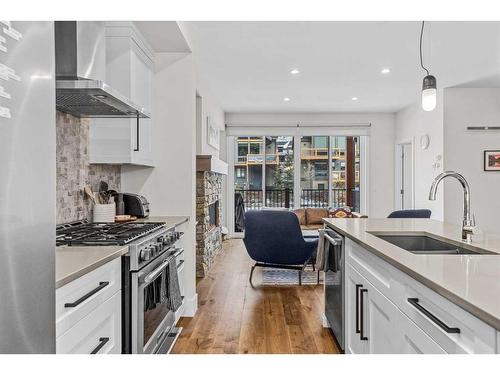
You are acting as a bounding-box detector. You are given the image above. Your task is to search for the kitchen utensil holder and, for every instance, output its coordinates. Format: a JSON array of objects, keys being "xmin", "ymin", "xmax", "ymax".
[{"xmin": 93, "ymin": 203, "xmax": 116, "ymax": 223}]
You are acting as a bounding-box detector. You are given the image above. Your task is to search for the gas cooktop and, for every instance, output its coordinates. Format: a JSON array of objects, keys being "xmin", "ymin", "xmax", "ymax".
[{"xmin": 56, "ymin": 220, "xmax": 166, "ymax": 246}]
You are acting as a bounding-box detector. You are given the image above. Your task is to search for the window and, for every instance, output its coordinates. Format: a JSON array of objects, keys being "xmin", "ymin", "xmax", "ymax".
[
  {"xmin": 300, "ymin": 136, "xmax": 329, "ymax": 207},
  {"xmin": 233, "ymin": 134, "xmax": 363, "ymax": 232},
  {"xmin": 265, "ymin": 136, "xmax": 294, "ymax": 208}
]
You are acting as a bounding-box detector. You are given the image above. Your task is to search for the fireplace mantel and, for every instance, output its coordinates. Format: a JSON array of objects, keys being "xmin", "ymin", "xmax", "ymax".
[{"xmin": 196, "ymin": 155, "xmax": 228, "ymax": 175}]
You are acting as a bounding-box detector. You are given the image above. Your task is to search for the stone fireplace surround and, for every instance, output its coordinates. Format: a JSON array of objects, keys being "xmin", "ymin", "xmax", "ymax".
[{"xmin": 196, "ymin": 171, "xmax": 223, "ymax": 278}]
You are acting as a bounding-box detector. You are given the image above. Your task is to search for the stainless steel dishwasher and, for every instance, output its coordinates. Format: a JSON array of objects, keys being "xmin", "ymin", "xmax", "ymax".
[{"xmin": 323, "ymin": 229, "xmax": 345, "ymax": 350}]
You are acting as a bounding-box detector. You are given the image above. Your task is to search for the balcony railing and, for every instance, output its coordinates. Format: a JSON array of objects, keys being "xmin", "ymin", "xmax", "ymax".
[{"xmin": 235, "ymin": 188, "xmax": 360, "ymax": 212}]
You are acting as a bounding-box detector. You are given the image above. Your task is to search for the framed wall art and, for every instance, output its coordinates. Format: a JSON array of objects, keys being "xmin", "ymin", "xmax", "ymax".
[{"xmin": 484, "ymin": 150, "xmax": 500, "ymax": 171}]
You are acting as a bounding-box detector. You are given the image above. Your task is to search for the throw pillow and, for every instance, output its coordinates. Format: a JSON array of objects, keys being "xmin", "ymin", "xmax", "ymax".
[{"xmin": 329, "ymin": 207, "xmax": 353, "ymax": 218}]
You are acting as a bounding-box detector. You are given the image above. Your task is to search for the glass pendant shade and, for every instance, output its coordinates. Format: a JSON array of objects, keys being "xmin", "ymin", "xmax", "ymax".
[{"xmin": 422, "ymin": 75, "xmax": 437, "ymax": 111}]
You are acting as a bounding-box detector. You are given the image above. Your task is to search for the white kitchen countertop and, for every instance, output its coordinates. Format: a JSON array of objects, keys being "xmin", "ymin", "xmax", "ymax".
[
  {"xmin": 55, "ymin": 216, "xmax": 190, "ymax": 289},
  {"xmin": 55, "ymin": 245, "xmax": 128, "ymax": 289},
  {"xmin": 322, "ymin": 218, "xmax": 500, "ymax": 330},
  {"xmin": 136, "ymin": 215, "xmax": 189, "ymax": 229}
]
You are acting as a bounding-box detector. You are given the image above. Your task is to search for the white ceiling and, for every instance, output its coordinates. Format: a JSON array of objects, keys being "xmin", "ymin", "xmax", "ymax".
[{"xmin": 183, "ymin": 21, "xmax": 500, "ymax": 113}]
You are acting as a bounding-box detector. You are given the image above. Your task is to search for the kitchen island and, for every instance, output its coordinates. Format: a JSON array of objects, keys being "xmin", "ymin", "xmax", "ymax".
[{"xmin": 322, "ymin": 218, "xmax": 500, "ymax": 354}]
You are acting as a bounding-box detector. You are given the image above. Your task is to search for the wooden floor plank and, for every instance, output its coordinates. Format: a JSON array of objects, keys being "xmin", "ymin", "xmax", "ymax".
[{"xmin": 171, "ymin": 239, "xmax": 340, "ymax": 354}]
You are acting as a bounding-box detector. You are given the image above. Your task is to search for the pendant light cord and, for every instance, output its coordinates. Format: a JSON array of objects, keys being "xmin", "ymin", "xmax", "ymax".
[{"xmin": 419, "ymin": 21, "xmax": 430, "ymax": 76}]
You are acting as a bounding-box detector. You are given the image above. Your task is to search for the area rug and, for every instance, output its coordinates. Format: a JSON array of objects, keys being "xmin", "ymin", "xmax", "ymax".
[{"xmin": 261, "ymin": 266, "xmax": 323, "ymax": 285}]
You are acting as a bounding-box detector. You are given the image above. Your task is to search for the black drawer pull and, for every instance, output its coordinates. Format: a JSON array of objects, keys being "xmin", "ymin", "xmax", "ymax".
[
  {"xmin": 407, "ymin": 298, "xmax": 460, "ymax": 334},
  {"xmin": 360, "ymin": 288, "xmax": 368, "ymax": 341},
  {"xmin": 355, "ymin": 284, "xmax": 363, "ymax": 334},
  {"xmin": 90, "ymin": 337, "xmax": 109, "ymax": 354},
  {"xmin": 64, "ymin": 281, "xmax": 110, "ymax": 308}
]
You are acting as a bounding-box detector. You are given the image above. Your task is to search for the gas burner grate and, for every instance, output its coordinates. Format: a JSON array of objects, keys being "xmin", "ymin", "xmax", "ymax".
[{"xmin": 56, "ymin": 220, "xmax": 166, "ymax": 246}]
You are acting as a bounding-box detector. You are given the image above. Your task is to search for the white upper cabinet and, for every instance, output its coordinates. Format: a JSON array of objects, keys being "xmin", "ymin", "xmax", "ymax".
[{"xmin": 90, "ymin": 22, "xmax": 155, "ymax": 167}]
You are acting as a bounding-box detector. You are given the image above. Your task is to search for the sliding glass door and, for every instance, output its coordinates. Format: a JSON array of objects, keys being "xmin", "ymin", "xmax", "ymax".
[
  {"xmin": 331, "ymin": 136, "xmax": 361, "ymax": 211},
  {"xmin": 300, "ymin": 136, "xmax": 329, "ymax": 207},
  {"xmin": 233, "ymin": 134, "xmax": 362, "ymax": 232},
  {"xmin": 265, "ymin": 136, "xmax": 294, "ymax": 208}
]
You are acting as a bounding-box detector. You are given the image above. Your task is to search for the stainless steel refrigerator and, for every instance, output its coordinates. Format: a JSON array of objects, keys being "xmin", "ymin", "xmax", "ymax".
[{"xmin": 0, "ymin": 21, "xmax": 56, "ymax": 353}]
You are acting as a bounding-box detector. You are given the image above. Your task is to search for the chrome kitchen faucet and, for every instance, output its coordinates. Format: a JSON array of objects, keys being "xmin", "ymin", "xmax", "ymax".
[{"xmin": 429, "ymin": 171, "xmax": 476, "ymax": 243}]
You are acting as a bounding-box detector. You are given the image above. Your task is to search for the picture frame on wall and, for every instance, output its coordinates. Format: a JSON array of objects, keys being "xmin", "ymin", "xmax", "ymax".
[
  {"xmin": 484, "ymin": 150, "xmax": 500, "ymax": 171},
  {"xmin": 207, "ymin": 116, "xmax": 220, "ymax": 150}
]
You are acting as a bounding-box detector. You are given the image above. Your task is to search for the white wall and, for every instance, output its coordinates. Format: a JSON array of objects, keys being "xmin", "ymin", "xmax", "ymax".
[
  {"xmin": 443, "ymin": 88, "xmax": 500, "ymax": 234},
  {"xmin": 195, "ymin": 80, "xmax": 225, "ymax": 158},
  {"xmin": 121, "ymin": 52, "xmax": 198, "ymax": 315},
  {"xmin": 225, "ymin": 112, "xmax": 396, "ymax": 218},
  {"xmin": 395, "ymin": 91, "xmax": 444, "ymax": 220}
]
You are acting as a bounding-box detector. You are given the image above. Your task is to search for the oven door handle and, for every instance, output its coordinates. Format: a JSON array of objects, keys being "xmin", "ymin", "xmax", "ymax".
[{"xmin": 144, "ymin": 260, "xmax": 169, "ymax": 284}]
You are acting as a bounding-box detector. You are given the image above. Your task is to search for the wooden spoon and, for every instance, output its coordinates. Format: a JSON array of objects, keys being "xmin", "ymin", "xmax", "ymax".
[{"xmin": 84, "ymin": 186, "xmax": 95, "ymax": 203}]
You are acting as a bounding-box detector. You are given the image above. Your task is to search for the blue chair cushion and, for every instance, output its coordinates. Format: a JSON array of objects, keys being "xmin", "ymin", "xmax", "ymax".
[
  {"xmin": 387, "ymin": 209, "xmax": 431, "ymax": 218},
  {"xmin": 243, "ymin": 210, "xmax": 317, "ymax": 266}
]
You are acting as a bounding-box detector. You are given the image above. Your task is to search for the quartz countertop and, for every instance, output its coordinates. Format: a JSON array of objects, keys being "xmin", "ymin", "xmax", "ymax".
[
  {"xmin": 136, "ymin": 215, "xmax": 189, "ymax": 229},
  {"xmin": 55, "ymin": 216, "xmax": 189, "ymax": 289},
  {"xmin": 322, "ymin": 218, "xmax": 500, "ymax": 330},
  {"xmin": 55, "ymin": 245, "xmax": 128, "ymax": 289}
]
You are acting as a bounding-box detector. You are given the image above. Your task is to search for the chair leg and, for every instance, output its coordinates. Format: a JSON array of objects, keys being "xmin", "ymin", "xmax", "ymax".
[
  {"xmin": 312, "ymin": 262, "xmax": 316, "ymax": 271},
  {"xmin": 298, "ymin": 270, "xmax": 302, "ymax": 286},
  {"xmin": 249, "ymin": 264, "xmax": 257, "ymax": 288},
  {"xmin": 317, "ymin": 270, "xmax": 320, "ymax": 285}
]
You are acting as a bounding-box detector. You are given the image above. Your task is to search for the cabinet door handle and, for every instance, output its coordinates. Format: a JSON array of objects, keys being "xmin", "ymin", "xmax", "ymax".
[
  {"xmin": 64, "ymin": 281, "xmax": 109, "ymax": 308},
  {"xmin": 360, "ymin": 288, "xmax": 368, "ymax": 341},
  {"xmin": 407, "ymin": 298, "xmax": 460, "ymax": 334},
  {"xmin": 355, "ymin": 284, "xmax": 363, "ymax": 334},
  {"xmin": 90, "ymin": 337, "xmax": 110, "ymax": 354},
  {"xmin": 134, "ymin": 114, "xmax": 140, "ymax": 151}
]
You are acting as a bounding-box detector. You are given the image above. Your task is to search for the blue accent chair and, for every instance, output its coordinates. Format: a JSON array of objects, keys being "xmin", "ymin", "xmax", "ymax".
[
  {"xmin": 243, "ymin": 210, "xmax": 318, "ymax": 286},
  {"xmin": 387, "ymin": 209, "xmax": 432, "ymax": 218}
]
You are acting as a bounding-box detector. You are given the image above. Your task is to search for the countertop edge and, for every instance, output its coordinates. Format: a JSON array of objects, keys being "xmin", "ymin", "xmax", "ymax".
[
  {"xmin": 136, "ymin": 216, "xmax": 190, "ymax": 229},
  {"xmin": 323, "ymin": 219, "xmax": 500, "ymax": 331},
  {"xmin": 55, "ymin": 247, "xmax": 128, "ymax": 289}
]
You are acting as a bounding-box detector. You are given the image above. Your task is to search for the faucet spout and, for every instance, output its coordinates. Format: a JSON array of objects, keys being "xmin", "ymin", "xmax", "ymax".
[{"xmin": 428, "ymin": 171, "xmax": 474, "ymax": 242}]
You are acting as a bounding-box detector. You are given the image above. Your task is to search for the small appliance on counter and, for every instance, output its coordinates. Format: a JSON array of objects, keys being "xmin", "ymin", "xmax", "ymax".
[{"xmin": 122, "ymin": 193, "xmax": 150, "ymax": 218}]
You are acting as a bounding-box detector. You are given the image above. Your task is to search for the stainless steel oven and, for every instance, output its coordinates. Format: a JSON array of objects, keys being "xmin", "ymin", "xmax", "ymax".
[{"xmin": 131, "ymin": 250, "xmax": 178, "ymax": 354}]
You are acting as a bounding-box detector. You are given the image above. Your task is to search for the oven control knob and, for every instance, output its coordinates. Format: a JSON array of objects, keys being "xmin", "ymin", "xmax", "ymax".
[
  {"xmin": 152, "ymin": 244, "xmax": 160, "ymax": 254},
  {"xmin": 140, "ymin": 248, "xmax": 151, "ymax": 261}
]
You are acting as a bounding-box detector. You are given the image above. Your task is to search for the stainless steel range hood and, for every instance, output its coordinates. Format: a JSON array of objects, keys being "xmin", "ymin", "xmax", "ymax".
[{"xmin": 55, "ymin": 21, "xmax": 150, "ymax": 118}]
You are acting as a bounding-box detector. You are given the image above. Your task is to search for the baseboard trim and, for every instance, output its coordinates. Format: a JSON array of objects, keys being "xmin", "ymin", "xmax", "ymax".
[
  {"xmin": 182, "ymin": 293, "xmax": 198, "ymax": 317},
  {"xmin": 322, "ymin": 313, "xmax": 330, "ymax": 328}
]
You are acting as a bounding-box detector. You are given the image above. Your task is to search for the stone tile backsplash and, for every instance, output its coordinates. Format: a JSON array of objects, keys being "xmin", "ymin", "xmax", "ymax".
[{"xmin": 56, "ymin": 112, "xmax": 121, "ymax": 224}]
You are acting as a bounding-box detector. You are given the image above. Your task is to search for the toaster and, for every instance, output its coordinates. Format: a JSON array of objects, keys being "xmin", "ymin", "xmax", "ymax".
[{"xmin": 122, "ymin": 193, "xmax": 150, "ymax": 218}]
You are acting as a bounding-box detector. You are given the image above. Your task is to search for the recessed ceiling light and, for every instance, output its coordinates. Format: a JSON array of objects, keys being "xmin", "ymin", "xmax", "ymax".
[
  {"xmin": 381, "ymin": 68, "xmax": 391, "ymax": 74},
  {"xmin": 351, "ymin": 97, "xmax": 358, "ymax": 101},
  {"xmin": 290, "ymin": 69, "xmax": 300, "ymax": 75},
  {"xmin": 283, "ymin": 97, "xmax": 291, "ymax": 102}
]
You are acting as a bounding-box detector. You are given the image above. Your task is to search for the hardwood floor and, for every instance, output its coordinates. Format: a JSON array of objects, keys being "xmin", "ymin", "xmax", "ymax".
[{"xmin": 172, "ymin": 239, "xmax": 340, "ymax": 354}]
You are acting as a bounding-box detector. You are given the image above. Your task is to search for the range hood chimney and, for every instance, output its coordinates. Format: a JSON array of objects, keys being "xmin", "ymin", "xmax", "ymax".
[{"xmin": 55, "ymin": 21, "xmax": 150, "ymax": 119}]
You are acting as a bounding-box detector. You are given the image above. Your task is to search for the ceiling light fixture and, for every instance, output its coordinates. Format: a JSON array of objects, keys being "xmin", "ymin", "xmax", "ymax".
[
  {"xmin": 381, "ymin": 68, "xmax": 391, "ymax": 74},
  {"xmin": 283, "ymin": 97, "xmax": 291, "ymax": 102},
  {"xmin": 351, "ymin": 97, "xmax": 358, "ymax": 101},
  {"xmin": 290, "ymin": 69, "xmax": 300, "ymax": 75},
  {"xmin": 419, "ymin": 21, "xmax": 437, "ymax": 111}
]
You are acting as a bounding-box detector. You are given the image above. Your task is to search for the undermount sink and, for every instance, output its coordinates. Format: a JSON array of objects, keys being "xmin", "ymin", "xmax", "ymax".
[{"xmin": 372, "ymin": 234, "xmax": 490, "ymax": 255}]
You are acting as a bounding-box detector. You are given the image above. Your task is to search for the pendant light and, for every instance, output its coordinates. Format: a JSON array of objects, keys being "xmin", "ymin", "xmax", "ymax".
[{"xmin": 419, "ymin": 21, "xmax": 437, "ymax": 111}]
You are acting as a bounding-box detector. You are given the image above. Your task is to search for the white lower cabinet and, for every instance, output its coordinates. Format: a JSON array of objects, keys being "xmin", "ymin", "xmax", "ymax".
[
  {"xmin": 344, "ymin": 238, "xmax": 498, "ymax": 354},
  {"xmin": 346, "ymin": 263, "xmax": 442, "ymax": 353},
  {"xmin": 56, "ymin": 292, "xmax": 121, "ymax": 354},
  {"xmin": 56, "ymin": 258, "xmax": 122, "ymax": 354}
]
